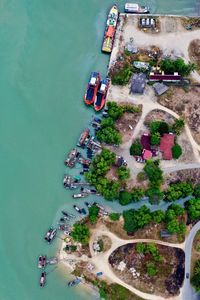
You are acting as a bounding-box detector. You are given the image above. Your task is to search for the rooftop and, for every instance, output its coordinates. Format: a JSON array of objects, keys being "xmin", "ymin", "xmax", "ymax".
[
  {"xmin": 153, "ymin": 82, "xmax": 169, "ymax": 95},
  {"xmin": 130, "ymin": 73, "xmax": 146, "ymax": 94},
  {"xmin": 160, "ymin": 133, "xmax": 175, "ymax": 160},
  {"xmin": 141, "ymin": 133, "xmax": 151, "ymax": 150}
]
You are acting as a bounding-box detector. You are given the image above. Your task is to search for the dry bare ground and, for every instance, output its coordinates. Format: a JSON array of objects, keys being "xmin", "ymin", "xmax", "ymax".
[
  {"xmin": 191, "ymin": 230, "xmax": 200, "ymax": 275},
  {"xmin": 188, "ymin": 39, "xmax": 200, "ymax": 74},
  {"xmin": 116, "ymin": 111, "xmax": 142, "ymax": 144},
  {"xmin": 164, "ymin": 168, "xmax": 200, "ymax": 186},
  {"xmin": 158, "ymin": 86, "xmax": 200, "ymax": 144},
  {"xmin": 108, "ymin": 243, "xmax": 185, "ymax": 297}
]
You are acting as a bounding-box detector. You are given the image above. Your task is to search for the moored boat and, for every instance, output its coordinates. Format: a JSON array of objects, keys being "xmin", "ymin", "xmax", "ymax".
[
  {"xmin": 44, "ymin": 227, "xmax": 57, "ymax": 243},
  {"xmin": 77, "ymin": 128, "xmax": 90, "ymax": 147},
  {"xmin": 68, "ymin": 277, "xmax": 81, "ymax": 287},
  {"xmin": 64, "ymin": 148, "xmax": 80, "ymax": 168},
  {"xmin": 84, "ymin": 72, "xmax": 101, "ymax": 105},
  {"xmin": 94, "ymin": 78, "xmax": 110, "ymax": 111},
  {"xmin": 102, "ymin": 5, "xmax": 119, "ymax": 53},
  {"xmin": 124, "ymin": 3, "xmax": 149, "ymax": 14},
  {"xmin": 72, "ymin": 193, "xmax": 88, "ymax": 199},
  {"xmin": 38, "ymin": 255, "xmax": 47, "ymax": 269},
  {"xmin": 40, "ymin": 272, "xmax": 46, "ymax": 287},
  {"xmin": 73, "ymin": 205, "xmax": 82, "ymax": 214}
]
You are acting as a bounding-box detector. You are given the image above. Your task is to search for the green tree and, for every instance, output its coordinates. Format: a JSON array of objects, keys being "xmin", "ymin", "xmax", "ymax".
[
  {"xmin": 173, "ymin": 119, "xmax": 185, "ymax": 135},
  {"xmin": 144, "ymin": 160, "xmax": 163, "ymax": 187},
  {"xmin": 160, "ymin": 58, "xmax": 196, "ymax": 76},
  {"xmin": 194, "ymin": 185, "xmax": 200, "ymax": 198},
  {"xmin": 131, "ymin": 187, "xmax": 144, "ymax": 202},
  {"xmin": 185, "ymin": 198, "xmax": 200, "ymax": 221},
  {"xmin": 168, "ymin": 204, "xmax": 184, "ymax": 216},
  {"xmin": 109, "ymin": 213, "xmax": 120, "ymax": 221},
  {"xmin": 119, "ymin": 191, "xmax": 132, "ymax": 205},
  {"xmin": 88, "ymin": 205, "xmax": 100, "ymax": 224},
  {"xmin": 130, "ymin": 140, "xmax": 143, "ymax": 156},
  {"xmin": 165, "ymin": 182, "xmax": 193, "ymax": 202},
  {"xmin": 172, "ymin": 143, "xmax": 182, "ymax": 159},
  {"xmin": 150, "ymin": 121, "xmax": 169, "ymax": 135},
  {"xmin": 146, "ymin": 187, "xmax": 164, "ymax": 204},
  {"xmin": 96, "ymin": 126, "xmax": 122, "ymax": 145},
  {"xmin": 123, "ymin": 205, "xmax": 152, "ymax": 233},
  {"xmin": 71, "ymin": 223, "xmax": 90, "ymax": 245},
  {"xmin": 101, "ymin": 117, "xmax": 115, "ymax": 128},
  {"xmin": 107, "ymin": 101, "xmax": 124, "ymax": 120},
  {"xmin": 152, "ymin": 210, "xmax": 165, "ymax": 223},
  {"xmin": 117, "ymin": 166, "xmax": 130, "ymax": 181},
  {"xmin": 150, "ymin": 132, "xmax": 161, "ymax": 145}
]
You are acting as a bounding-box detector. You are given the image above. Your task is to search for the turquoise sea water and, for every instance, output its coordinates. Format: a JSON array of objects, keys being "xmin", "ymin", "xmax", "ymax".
[{"xmin": 0, "ymin": 1, "xmax": 198, "ymax": 300}]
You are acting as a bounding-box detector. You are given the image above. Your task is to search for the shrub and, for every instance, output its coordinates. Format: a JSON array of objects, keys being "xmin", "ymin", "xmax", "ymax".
[
  {"xmin": 137, "ymin": 171, "xmax": 147, "ymax": 182},
  {"xmin": 117, "ymin": 166, "xmax": 130, "ymax": 181},
  {"xmin": 150, "ymin": 132, "xmax": 161, "ymax": 145},
  {"xmin": 130, "ymin": 139, "xmax": 143, "ymax": 156},
  {"xmin": 119, "ymin": 191, "xmax": 132, "ymax": 205},
  {"xmin": 98, "ymin": 239, "xmax": 104, "ymax": 252},
  {"xmin": 164, "ymin": 182, "xmax": 193, "ymax": 202},
  {"xmin": 109, "ymin": 213, "xmax": 120, "ymax": 221},
  {"xmin": 146, "ymin": 262, "xmax": 157, "ymax": 276},
  {"xmin": 172, "ymin": 143, "xmax": 182, "ymax": 159},
  {"xmin": 173, "ymin": 119, "xmax": 185, "ymax": 135},
  {"xmin": 111, "ymin": 64, "xmax": 133, "ymax": 85}
]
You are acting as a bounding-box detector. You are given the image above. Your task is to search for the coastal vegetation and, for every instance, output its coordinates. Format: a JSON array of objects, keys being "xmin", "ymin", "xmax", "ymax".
[
  {"xmin": 71, "ymin": 223, "xmax": 90, "ymax": 245},
  {"xmin": 96, "ymin": 102, "xmax": 141, "ymax": 145},
  {"xmin": 123, "ymin": 203, "xmax": 186, "ymax": 237},
  {"xmin": 164, "ymin": 182, "xmax": 193, "ymax": 202},
  {"xmin": 88, "ymin": 204, "xmax": 100, "ymax": 224},
  {"xmin": 130, "ymin": 139, "xmax": 143, "ymax": 156},
  {"xmin": 109, "ymin": 212, "xmax": 121, "ymax": 221}
]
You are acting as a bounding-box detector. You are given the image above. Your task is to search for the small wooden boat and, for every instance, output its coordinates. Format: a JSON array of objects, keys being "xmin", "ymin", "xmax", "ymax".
[
  {"xmin": 72, "ymin": 193, "xmax": 88, "ymax": 199},
  {"xmin": 40, "ymin": 272, "xmax": 46, "ymax": 287},
  {"xmin": 64, "ymin": 148, "xmax": 79, "ymax": 168},
  {"xmin": 38, "ymin": 255, "xmax": 47, "ymax": 269},
  {"xmin": 77, "ymin": 128, "xmax": 90, "ymax": 147},
  {"xmin": 44, "ymin": 227, "xmax": 57, "ymax": 244},
  {"xmin": 68, "ymin": 277, "xmax": 81, "ymax": 287}
]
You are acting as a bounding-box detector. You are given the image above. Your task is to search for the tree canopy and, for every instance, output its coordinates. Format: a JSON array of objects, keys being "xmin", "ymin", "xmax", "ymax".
[
  {"xmin": 160, "ymin": 58, "xmax": 196, "ymax": 76},
  {"xmin": 71, "ymin": 223, "xmax": 90, "ymax": 245}
]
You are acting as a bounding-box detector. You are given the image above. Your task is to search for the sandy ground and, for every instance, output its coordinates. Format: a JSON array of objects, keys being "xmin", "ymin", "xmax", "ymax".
[
  {"xmin": 110, "ymin": 15, "xmax": 200, "ymax": 83},
  {"xmin": 107, "ymin": 84, "xmax": 200, "ymax": 183}
]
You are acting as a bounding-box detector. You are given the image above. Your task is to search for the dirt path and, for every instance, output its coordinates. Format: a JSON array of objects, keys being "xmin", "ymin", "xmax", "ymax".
[
  {"xmin": 89, "ymin": 226, "xmax": 183, "ymax": 300},
  {"xmin": 108, "ymin": 84, "xmax": 200, "ymax": 176}
]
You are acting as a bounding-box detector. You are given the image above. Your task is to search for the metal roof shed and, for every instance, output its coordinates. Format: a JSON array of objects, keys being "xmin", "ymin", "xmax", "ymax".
[{"xmin": 130, "ymin": 73, "xmax": 146, "ymax": 94}]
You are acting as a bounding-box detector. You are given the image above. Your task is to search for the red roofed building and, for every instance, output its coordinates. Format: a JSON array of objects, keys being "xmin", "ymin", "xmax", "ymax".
[
  {"xmin": 142, "ymin": 149, "xmax": 152, "ymax": 160},
  {"xmin": 160, "ymin": 133, "xmax": 175, "ymax": 160},
  {"xmin": 141, "ymin": 133, "xmax": 151, "ymax": 150}
]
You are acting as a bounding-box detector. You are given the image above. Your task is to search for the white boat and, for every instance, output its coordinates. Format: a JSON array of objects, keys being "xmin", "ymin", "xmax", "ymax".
[{"xmin": 125, "ymin": 3, "xmax": 149, "ymax": 14}]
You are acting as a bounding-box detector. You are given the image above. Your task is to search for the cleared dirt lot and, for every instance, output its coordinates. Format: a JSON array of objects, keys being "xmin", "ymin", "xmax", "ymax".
[{"xmin": 158, "ymin": 86, "xmax": 200, "ymax": 144}]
